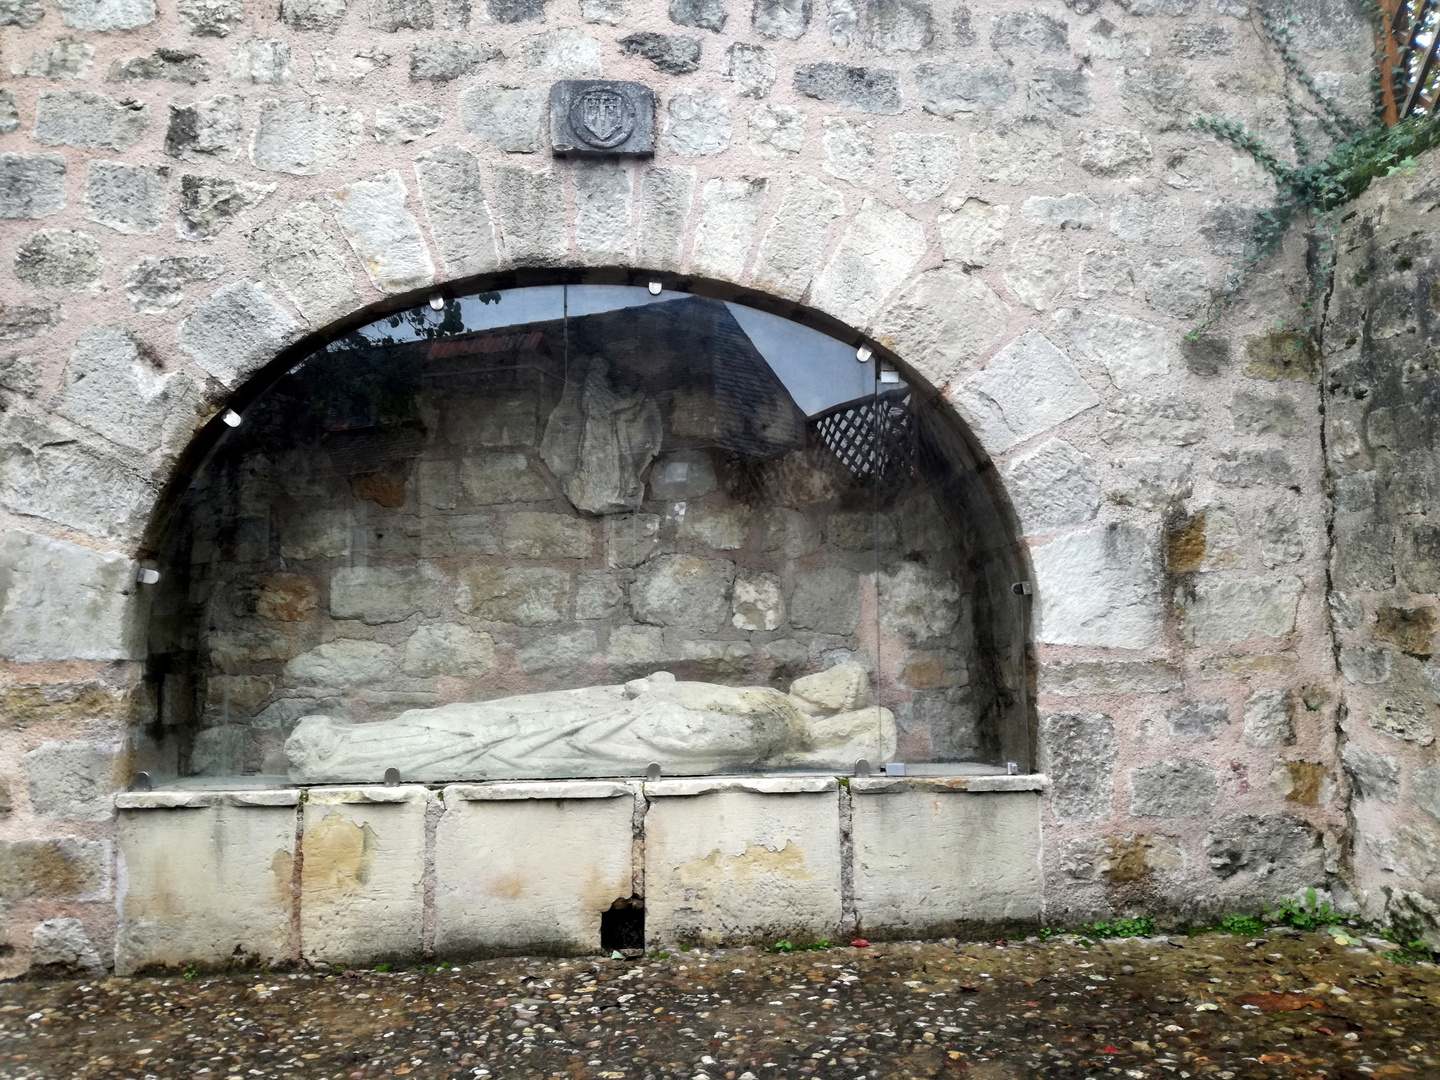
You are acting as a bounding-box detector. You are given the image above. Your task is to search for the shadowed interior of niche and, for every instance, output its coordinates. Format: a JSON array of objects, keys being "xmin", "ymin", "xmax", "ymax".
[{"xmin": 139, "ymin": 284, "xmax": 1030, "ymax": 785}]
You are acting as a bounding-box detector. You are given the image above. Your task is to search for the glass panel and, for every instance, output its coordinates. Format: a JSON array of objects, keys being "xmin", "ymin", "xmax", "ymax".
[{"xmin": 149, "ymin": 284, "xmax": 938, "ymax": 785}]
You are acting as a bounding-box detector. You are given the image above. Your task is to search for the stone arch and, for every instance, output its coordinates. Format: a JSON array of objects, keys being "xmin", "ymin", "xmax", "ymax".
[{"xmin": 136, "ymin": 266, "xmax": 1037, "ymax": 781}]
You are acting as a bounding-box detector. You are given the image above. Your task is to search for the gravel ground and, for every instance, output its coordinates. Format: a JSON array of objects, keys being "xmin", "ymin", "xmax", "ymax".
[{"xmin": 1, "ymin": 931, "xmax": 1437, "ymax": 1080}]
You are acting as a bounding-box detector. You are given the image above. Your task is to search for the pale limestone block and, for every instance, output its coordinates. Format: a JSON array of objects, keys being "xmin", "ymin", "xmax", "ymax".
[
  {"xmin": 574, "ymin": 161, "xmax": 633, "ymax": 262},
  {"xmin": 57, "ymin": 325, "xmax": 200, "ymax": 456},
  {"xmin": 851, "ymin": 790, "xmax": 1041, "ymax": 932},
  {"xmin": 0, "ymin": 532, "xmax": 140, "ymax": 662},
  {"xmin": 752, "ymin": 175, "xmax": 843, "ymax": 300},
  {"xmin": 176, "ymin": 281, "xmax": 299, "ymax": 387},
  {"xmin": 871, "ymin": 266, "xmax": 1009, "ymax": 386},
  {"xmin": 1004, "ymin": 233, "xmax": 1069, "ymax": 310},
  {"xmin": 300, "ymin": 788, "xmax": 428, "ymax": 964},
  {"xmin": 514, "ymin": 29, "xmax": 602, "ymax": 77},
  {"xmin": 689, "ymin": 178, "xmax": 767, "ymax": 282},
  {"xmin": 491, "ymin": 164, "xmax": 567, "ymax": 266},
  {"xmin": 1000, "ymin": 437, "xmax": 1100, "ymax": 536},
  {"xmin": 115, "ymin": 795, "xmax": 298, "ymax": 974},
  {"xmin": 889, "ymin": 131, "xmax": 959, "ymax": 203},
  {"xmin": 949, "ymin": 331, "xmax": 1099, "ymax": 454},
  {"xmin": 433, "ymin": 785, "xmax": 634, "ymax": 954},
  {"xmin": 250, "ymin": 99, "xmax": 362, "ymax": 175},
  {"xmin": 1055, "ymin": 308, "xmax": 1172, "ymax": 391},
  {"xmin": 971, "ymin": 124, "xmax": 1063, "ymax": 184},
  {"xmin": 1180, "ymin": 577, "xmax": 1302, "ymax": 645},
  {"xmin": 637, "ymin": 165, "xmax": 695, "ymax": 272},
  {"xmin": 664, "ymin": 89, "xmax": 731, "ymax": 156},
  {"xmin": 1031, "ymin": 523, "xmax": 1163, "ymax": 649},
  {"xmin": 644, "ymin": 787, "xmax": 842, "ymax": 946},
  {"xmin": 327, "ymin": 171, "xmax": 435, "ymax": 294},
  {"xmin": 810, "ymin": 198, "xmax": 926, "ymax": 329},
  {"xmin": 246, "ymin": 202, "xmax": 360, "ymax": 325},
  {"xmin": 330, "ymin": 565, "xmax": 442, "ymax": 624},
  {"xmin": 821, "ymin": 117, "xmax": 874, "ymax": 185},
  {"xmin": 747, "ymin": 103, "xmax": 806, "ymax": 157},
  {"xmin": 937, "ymin": 197, "xmax": 1008, "ymax": 266},
  {"xmin": 414, "ymin": 146, "xmax": 504, "ymax": 277}
]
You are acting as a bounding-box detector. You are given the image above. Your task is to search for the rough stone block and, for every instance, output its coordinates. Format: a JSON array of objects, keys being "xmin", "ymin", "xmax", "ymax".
[
  {"xmin": 971, "ymin": 123, "xmax": 1063, "ymax": 183},
  {"xmin": 752, "ymin": 175, "xmax": 842, "ymax": 300},
  {"xmin": 434, "ymin": 784, "xmax": 634, "ymax": 955},
  {"xmin": 637, "ymin": 165, "xmax": 695, "ymax": 270},
  {"xmin": 664, "ymin": 89, "xmax": 731, "ymax": 155},
  {"xmin": 723, "ymin": 42, "xmax": 775, "ymax": 98},
  {"xmin": 164, "ymin": 95, "xmax": 244, "ymax": 163},
  {"xmin": 1167, "ymin": 699, "xmax": 1228, "ymax": 739},
  {"xmin": 414, "ymin": 146, "xmax": 502, "ymax": 277},
  {"xmin": 1060, "ymin": 310, "xmax": 1171, "ymax": 391},
  {"xmin": 374, "ymin": 101, "xmax": 442, "ymax": 145},
  {"xmin": 606, "ymin": 513, "xmax": 660, "ymax": 567},
  {"xmin": 1031, "ymin": 523, "xmax": 1162, "ymax": 649},
  {"xmin": 514, "ymin": 29, "xmax": 601, "ymax": 76},
  {"xmin": 0, "ymin": 532, "xmax": 140, "ymax": 662},
  {"xmin": 116, "ymin": 795, "xmax": 297, "ymax": 973},
  {"xmin": 1369, "ymin": 699, "xmax": 1435, "ymax": 746},
  {"xmin": 368, "ymin": 0, "xmax": 430, "ymax": 28},
  {"xmin": 247, "ymin": 202, "xmax": 358, "ymax": 324},
  {"xmin": 227, "ymin": 38, "xmax": 292, "ymax": 83},
  {"xmin": 176, "ymin": 282, "xmax": 298, "ymax": 387},
  {"xmin": 951, "ymin": 331, "xmax": 1100, "ymax": 454},
  {"xmin": 330, "ymin": 566, "xmax": 442, "ymax": 624},
  {"xmin": 790, "ymin": 566, "xmax": 861, "ymax": 634},
  {"xmin": 574, "ymin": 161, "xmax": 633, "ymax": 262},
  {"xmin": 402, "ymin": 623, "xmax": 494, "ymax": 677},
  {"xmin": 83, "ymin": 161, "xmax": 168, "ymax": 235},
  {"xmin": 1341, "ymin": 743, "xmax": 1398, "ymax": 803},
  {"xmin": 177, "ymin": 0, "xmax": 243, "ymax": 34},
  {"xmin": 280, "ymin": 0, "xmax": 346, "ymax": 30},
  {"xmin": 915, "ymin": 64, "xmax": 1014, "ymax": 117},
  {"xmin": 0, "ymin": 90, "xmax": 17, "ymax": 134},
  {"xmin": 459, "ymin": 84, "xmax": 543, "ymax": 152},
  {"xmin": 1004, "ymin": 233, "xmax": 1068, "ymax": 310},
  {"xmin": 821, "ymin": 116, "xmax": 874, "ymax": 184},
  {"xmin": 864, "ymin": 0, "xmax": 933, "ymax": 52},
  {"xmin": 1129, "ymin": 758, "xmax": 1218, "ymax": 818},
  {"xmin": 1205, "ymin": 813, "xmax": 1324, "ymax": 892},
  {"xmin": 410, "ymin": 39, "xmax": 495, "ymax": 81},
  {"xmin": 0, "ymin": 836, "xmax": 109, "ymax": 901},
  {"xmin": 1038, "ymin": 661, "xmax": 1181, "ymax": 696},
  {"xmin": 301, "ymin": 788, "xmax": 427, "ymax": 964},
  {"xmin": 678, "ymin": 505, "xmax": 751, "ymax": 550},
  {"xmin": 690, "ymin": 178, "xmax": 767, "ymax": 281},
  {"xmin": 1139, "ymin": 258, "xmax": 1209, "ymax": 317},
  {"xmin": 992, "ymin": 10, "xmax": 1066, "ymax": 50},
  {"xmin": 1001, "ymin": 438, "xmax": 1099, "ymax": 536},
  {"xmin": 794, "ymin": 63, "xmax": 902, "ymax": 114},
  {"xmin": 460, "ymin": 452, "xmax": 549, "ymax": 502},
  {"xmin": 251, "ymin": 99, "xmax": 362, "ymax": 175},
  {"xmin": 503, "ymin": 512, "xmax": 594, "ymax": 558},
  {"xmin": 0, "ymin": 0, "xmax": 43, "ymax": 25},
  {"xmin": 619, "ymin": 32, "xmax": 700, "ymax": 74},
  {"xmin": 1180, "ymin": 577, "xmax": 1302, "ymax": 645},
  {"xmin": 752, "ymin": 0, "xmax": 809, "ymax": 38},
  {"xmin": 490, "ymin": 164, "xmax": 567, "ymax": 266},
  {"xmin": 811, "ymin": 199, "xmax": 926, "ymax": 329},
  {"xmin": 644, "ymin": 783, "xmax": 842, "ymax": 946},
  {"xmin": 58, "ymin": 325, "xmax": 199, "ymax": 454},
  {"xmin": 631, "ymin": 555, "xmax": 734, "ymax": 631},
  {"xmin": 285, "ymin": 639, "xmax": 394, "ymax": 684},
  {"xmin": 60, "ymin": 0, "xmax": 155, "ymax": 29},
  {"xmin": 1100, "ymin": 394, "xmax": 1204, "ymax": 445},
  {"xmin": 327, "ymin": 171, "xmax": 434, "ymax": 294},
  {"xmin": 0, "ymin": 154, "xmax": 67, "ymax": 220},
  {"xmin": 747, "ymin": 103, "xmax": 806, "ymax": 157},
  {"xmin": 937, "ymin": 197, "xmax": 1007, "ymax": 266},
  {"xmin": 890, "ymin": 131, "xmax": 958, "ymax": 202},
  {"xmin": 457, "ymin": 566, "xmax": 569, "ymax": 625},
  {"xmin": 670, "ymin": 0, "xmax": 725, "ymax": 29},
  {"xmin": 1212, "ymin": 447, "xmax": 1296, "ymax": 488},
  {"xmin": 852, "ymin": 790, "xmax": 1041, "ymax": 933},
  {"xmin": 1331, "ymin": 521, "xmax": 1395, "ymax": 590},
  {"xmin": 277, "ymin": 506, "xmax": 351, "ymax": 560},
  {"xmin": 30, "ymin": 918, "xmax": 104, "ymax": 973},
  {"xmin": 1039, "ymin": 711, "xmax": 1116, "ymax": 822},
  {"xmin": 489, "ymin": 0, "xmax": 544, "ymax": 19},
  {"xmin": 108, "ymin": 47, "xmax": 209, "ymax": 83},
  {"xmin": 23, "ymin": 740, "xmax": 125, "ymax": 822},
  {"xmin": 13, "ymin": 228, "xmax": 102, "ymax": 289},
  {"xmin": 1244, "ymin": 688, "xmax": 1293, "ymax": 748}
]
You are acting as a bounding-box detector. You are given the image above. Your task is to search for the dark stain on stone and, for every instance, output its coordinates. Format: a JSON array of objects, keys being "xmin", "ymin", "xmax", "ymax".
[
  {"xmin": 1372, "ymin": 604, "xmax": 1437, "ymax": 658},
  {"xmin": 350, "ymin": 471, "xmax": 407, "ymax": 508},
  {"xmin": 1165, "ymin": 511, "xmax": 1206, "ymax": 574},
  {"xmin": 1242, "ymin": 332, "xmax": 1318, "ymax": 382}
]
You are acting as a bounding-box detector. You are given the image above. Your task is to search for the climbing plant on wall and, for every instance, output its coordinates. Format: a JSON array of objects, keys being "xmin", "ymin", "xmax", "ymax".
[{"xmin": 1192, "ymin": 1, "xmax": 1440, "ymax": 332}]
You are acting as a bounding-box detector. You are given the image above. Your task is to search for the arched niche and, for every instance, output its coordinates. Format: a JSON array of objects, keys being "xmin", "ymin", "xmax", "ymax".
[{"xmin": 138, "ymin": 273, "xmax": 1032, "ymax": 786}]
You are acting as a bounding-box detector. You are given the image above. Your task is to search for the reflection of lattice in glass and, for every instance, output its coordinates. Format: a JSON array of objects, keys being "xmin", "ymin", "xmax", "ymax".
[
  {"xmin": 1382, "ymin": 0, "xmax": 1440, "ymax": 120},
  {"xmin": 810, "ymin": 389, "xmax": 916, "ymax": 481}
]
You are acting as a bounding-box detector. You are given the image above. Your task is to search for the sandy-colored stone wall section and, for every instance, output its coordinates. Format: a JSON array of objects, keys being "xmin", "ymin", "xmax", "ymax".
[
  {"xmin": 0, "ymin": 0, "xmax": 1383, "ymax": 972},
  {"xmin": 1322, "ymin": 147, "xmax": 1440, "ymax": 943}
]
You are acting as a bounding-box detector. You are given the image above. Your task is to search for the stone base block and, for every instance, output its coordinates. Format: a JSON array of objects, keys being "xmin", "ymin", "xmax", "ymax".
[
  {"xmin": 300, "ymin": 787, "xmax": 429, "ymax": 965},
  {"xmin": 644, "ymin": 778, "xmax": 842, "ymax": 947},
  {"xmin": 115, "ymin": 790, "xmax": 298, "ymax": 975},
  {"xmin": 851, "ymin": 786, "xmax": 1042, "ymax": 936},
  {"xmin": 434, "ymin": 781, "xmax": 635, "ymax": 957}
]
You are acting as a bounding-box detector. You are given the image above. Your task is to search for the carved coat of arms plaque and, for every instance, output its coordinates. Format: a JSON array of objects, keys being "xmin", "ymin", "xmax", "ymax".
[{"xmin": 550, "ymin": 80, "xmax": 655, "ymax": 156}]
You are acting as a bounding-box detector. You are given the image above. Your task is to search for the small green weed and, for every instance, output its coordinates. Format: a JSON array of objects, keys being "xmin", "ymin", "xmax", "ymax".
[
  {"xmin": 1265, "ymin": 889, "xmax": 1342, "ymax": 932},
  {"xmin": 1080, "ymin": 917, "xmax": 1156, "ymax": 940},
  {"xmin": 373, "ymin": 962, "xmax": 392, "ymax": 972},
  {"xmin": 1382, "ymin": 940, "xmax": 1433, "ymax": 965},
  {"xmin": 1220, "ymin": 913, "xmax": 1267, "ymax": 937},
  {"xmin": 767, "ymin": 940, "xmax": 832, "ymax": 954},
  {"xmin": 1036, "ymin": 927, "xmax": 1059, "ymax": 942},
  {"xmin": 647, "ymin": 950, "xmax": 670, "ymax": 960},
  {"xmin": 182, "ymin": 964, "xmax": 198, "ymax": 981}
]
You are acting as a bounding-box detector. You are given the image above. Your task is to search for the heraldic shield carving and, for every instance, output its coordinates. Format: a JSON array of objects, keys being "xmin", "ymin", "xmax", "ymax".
[{"xmin": 550, "ymin": 80, "xmax": 655, "ymax": 156}]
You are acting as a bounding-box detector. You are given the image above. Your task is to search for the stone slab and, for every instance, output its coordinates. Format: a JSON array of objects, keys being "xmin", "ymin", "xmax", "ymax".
[
  {"xmin": 300, "ymin": 787, "xmax": 428, "ymax": 964},
  {"xmin": 550, "ymin": 80, "xmax": 656, "ymax": 155},
  {"xmin": 644, "ymin": 788, "xmax": 841, "ymax": 946},
  {"xmin": 433, "ymin": 786, "xmax": 634, "ymax": 955},
  {"xmin": 115, "ymin": 799, "xmax": 296, "ymax": 974},
  {"xmin": 851, "ymin": 790, "xmax": 1042, "ymax": 934},
  {"xmin": 646, "ymin": 775, "xmax": 838, "ymax": 796}
]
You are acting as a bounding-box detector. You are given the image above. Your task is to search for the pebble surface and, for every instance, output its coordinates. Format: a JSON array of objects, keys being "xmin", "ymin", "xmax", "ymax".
[{"xmin": 1, "ymin": 932, "xmax": 1437, "ymax": 1079}]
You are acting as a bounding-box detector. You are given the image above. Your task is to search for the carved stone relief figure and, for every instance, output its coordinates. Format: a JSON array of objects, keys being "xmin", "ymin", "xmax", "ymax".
[
  {"xmin": 284, "ymin": 664, "xmax": 894, "ymax": 783},
  {"xmin": 540, "ymin": 356, "xmax": 663, "ymax": 515}
]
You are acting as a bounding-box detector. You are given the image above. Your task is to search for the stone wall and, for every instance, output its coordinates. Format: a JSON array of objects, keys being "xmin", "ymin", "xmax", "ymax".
[
  {"xmin": 1321, "ymin": 149, "xmax": 1440, "ymax": 945},
  {"xmin": 0, "ymin": 0, "xmax": 1383, "ymax": 973}
]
